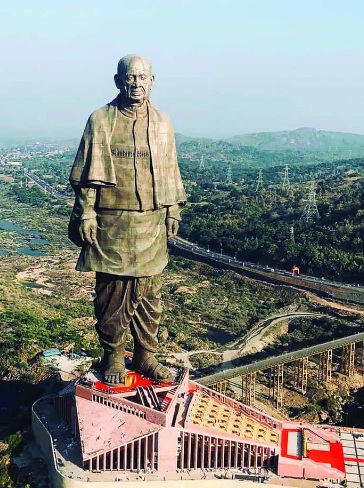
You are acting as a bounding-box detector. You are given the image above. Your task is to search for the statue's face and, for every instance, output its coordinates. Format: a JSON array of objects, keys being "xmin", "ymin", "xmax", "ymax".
[{"xmin": 115, "ymin": 57, "xmax": 154, "ymax": 106}]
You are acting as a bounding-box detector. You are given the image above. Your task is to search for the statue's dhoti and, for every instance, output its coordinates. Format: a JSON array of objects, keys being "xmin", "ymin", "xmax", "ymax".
[{"xmin": 94, "ymin": 272, "xmax": 162, "ymax": 353}]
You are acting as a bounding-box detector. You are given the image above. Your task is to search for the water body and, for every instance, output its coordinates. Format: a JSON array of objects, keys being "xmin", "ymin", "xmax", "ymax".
[
  {"xmin": 0, "ymin": 220, "xmax": 41, "ymax": 235},
  {"xmin": 17, "ymin": 246, "xmax": 45, "ymax": 257},
  {"xmin": 29, "ymin": 237, "xmax": 49, "ymax": 245},
  {"xmin": 0, "ymin": 219, "xmax": 49, "ymax": 256},
  {"xmin": 22, "ymin": 281, "xmax": 47, "ymax": 289}
]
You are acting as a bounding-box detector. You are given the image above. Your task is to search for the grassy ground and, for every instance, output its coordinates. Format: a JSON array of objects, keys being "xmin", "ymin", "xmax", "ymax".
[{"xmin": 0, "ymin": 177, "xmax": 362, "ymax": 486}]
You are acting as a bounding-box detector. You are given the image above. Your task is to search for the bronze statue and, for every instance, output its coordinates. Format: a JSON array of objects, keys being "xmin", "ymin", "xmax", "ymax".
[{"xmin": 68, "ymin": 54, "xmax": 186, "ymax": 385}]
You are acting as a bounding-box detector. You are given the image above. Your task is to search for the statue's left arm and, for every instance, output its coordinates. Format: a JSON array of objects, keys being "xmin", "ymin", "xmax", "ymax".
[
  {"xmin": 166, "ymin": 204, "xmax": 183, "ymax": 238},
  {"xmin": 162, "ymin": 116, "xmax": 186, "ymax": 238}
]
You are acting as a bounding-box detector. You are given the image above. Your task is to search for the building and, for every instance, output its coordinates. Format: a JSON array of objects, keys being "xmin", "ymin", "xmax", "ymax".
[{"xmin": 32, "ymin": 365, "xmax": 349, "ymax": 485}]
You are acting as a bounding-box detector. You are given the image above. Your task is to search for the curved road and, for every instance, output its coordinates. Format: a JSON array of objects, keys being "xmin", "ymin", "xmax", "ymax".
[
  {"xmin": 172, "ymin": 312, "xmax": 323, "ymax": 369},
  {"xmin": 225, "ymin": 312, "xmax": 321, "ymax": 354}
]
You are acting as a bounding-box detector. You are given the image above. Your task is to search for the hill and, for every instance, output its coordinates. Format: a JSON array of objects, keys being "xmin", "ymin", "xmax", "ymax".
[
  {"xmin": 224, "ymin": 127, "xmax": 364, "ymax": 157},
  {"xmin": 175, "ymin": 128, "xmax": 364, "ymax": 169}
]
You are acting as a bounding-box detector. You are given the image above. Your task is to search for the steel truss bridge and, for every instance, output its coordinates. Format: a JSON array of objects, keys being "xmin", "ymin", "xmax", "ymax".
[{"xmin": 198, "ymin": 332, "xmax": 364, "ymax": 409}]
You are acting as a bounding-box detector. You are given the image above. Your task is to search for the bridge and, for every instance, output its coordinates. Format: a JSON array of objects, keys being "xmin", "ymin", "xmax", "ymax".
[{"xmin": 197, "ymin": 331, "xmax": 364, "ymax": 409}]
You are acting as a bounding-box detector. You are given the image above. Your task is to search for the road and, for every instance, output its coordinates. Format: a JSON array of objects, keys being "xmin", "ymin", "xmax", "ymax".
[
  {"xmin": 170, "ymin": 236, "xmax": 364, "ymax": 304},
  {"xmin": 172, "ymin": 312, "xmax": 322, "ymax": 370},
  {"xmin": 24, "ymin": 169, "xmax": 71, "ymax": 200}
]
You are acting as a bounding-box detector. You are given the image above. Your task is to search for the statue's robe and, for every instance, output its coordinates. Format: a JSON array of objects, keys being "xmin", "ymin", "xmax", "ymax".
[{"xmin": 68, "ymin": 98, "xmax": 186, "ymax": 277}]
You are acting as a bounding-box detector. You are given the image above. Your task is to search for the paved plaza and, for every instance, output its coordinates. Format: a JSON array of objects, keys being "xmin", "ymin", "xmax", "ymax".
[{"xmin": 340, "ymin": 430, "xmax": 364, "ymax": 487}]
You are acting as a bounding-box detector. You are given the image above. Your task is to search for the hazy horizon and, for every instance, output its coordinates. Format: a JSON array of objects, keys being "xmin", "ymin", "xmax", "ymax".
[{"xmin": 1, "ymin": 0, "xmax": 364, "ymax": 140}]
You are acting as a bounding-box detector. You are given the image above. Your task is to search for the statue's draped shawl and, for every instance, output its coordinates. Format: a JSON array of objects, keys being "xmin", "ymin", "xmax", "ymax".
[{"xmin": 69, "ymin": 98, "xmax": 186, "ymax": 207}]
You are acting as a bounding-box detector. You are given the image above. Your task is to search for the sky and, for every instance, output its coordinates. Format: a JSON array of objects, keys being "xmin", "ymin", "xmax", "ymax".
[{"xmin": 1, "ymin": 0, "xmax": 364, "ymax": 140}]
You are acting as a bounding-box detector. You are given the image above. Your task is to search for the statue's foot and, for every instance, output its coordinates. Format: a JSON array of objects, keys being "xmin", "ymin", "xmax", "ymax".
[
  {"xmin": 101, "ymin": 349, "xmax": 125, "ymax": 386},
  {"xmin": 132, "ymin": 353, "xmax": 172, "ymax": 381}
]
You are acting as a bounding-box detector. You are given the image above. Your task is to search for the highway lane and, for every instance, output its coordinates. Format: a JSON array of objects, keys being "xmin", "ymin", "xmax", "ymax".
[{"xmin": 170, "ymin": 236, "xmax": 364, "ymax": 295}]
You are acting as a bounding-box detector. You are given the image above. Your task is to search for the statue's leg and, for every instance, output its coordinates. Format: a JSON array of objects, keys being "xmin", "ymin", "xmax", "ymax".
[
  {"xmin": 130, "ymin": 275, "xmax": 171, "ymax": 381},
  {"xmin": 94, "ymin": 272, "xmax": 135, "ymax": 385}
]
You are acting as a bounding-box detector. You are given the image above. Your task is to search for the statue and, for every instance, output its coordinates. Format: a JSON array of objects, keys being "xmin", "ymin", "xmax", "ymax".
[{"xmin": 68, "ymin": 54, "xmax": 186, "ymax": 385}]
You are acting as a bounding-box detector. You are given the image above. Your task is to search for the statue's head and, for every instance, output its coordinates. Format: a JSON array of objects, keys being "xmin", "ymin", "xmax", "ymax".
[{"xmin": 114, "ymin": 55, "xmax": 154, "ymax": 107}]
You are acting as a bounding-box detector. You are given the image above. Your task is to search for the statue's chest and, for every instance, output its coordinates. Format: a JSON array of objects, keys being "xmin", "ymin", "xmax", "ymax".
[{"xmin": 110, "ymin": 112, "xmax": 150, "ymax": 167}]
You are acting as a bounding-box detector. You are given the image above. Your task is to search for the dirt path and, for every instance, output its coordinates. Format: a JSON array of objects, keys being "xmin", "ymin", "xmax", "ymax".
[
  {"xmin": 171, "ymin": 312, "xmax": 322, "ymax": 369},
  {"xmin": 224, "ymin": 312, "xmax": 321, "ymax": 354},
  {"xmin": 304, "ymin": 290, "xmax": 364, "ymax": 314}
]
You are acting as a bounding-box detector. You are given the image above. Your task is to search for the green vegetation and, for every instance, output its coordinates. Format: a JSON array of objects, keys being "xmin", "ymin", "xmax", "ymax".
[
  {"xmin": 162, "ymin": 257, "xmax": 298, "ymax": 353},
  {"xmin": 0, "ymin": 180, "xmax": 72, "ymax": 255},
  {"xmin": 0, "ymin": 432, "xmax": 24, "ymax": 488},
  {"xmin": 1, "ymin": 134, "xmax": 364, "ymax": 483},
  {"xmin": 263, "ymin": 316, "xmax": 355, "ymax": 356},
  {"xmin": 180, "ymin": 161, "xmax": 364, "ymax": 282}
]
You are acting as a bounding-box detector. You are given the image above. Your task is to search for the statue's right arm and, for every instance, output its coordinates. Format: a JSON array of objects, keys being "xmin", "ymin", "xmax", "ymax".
[{"xmin": 75, "ymin": 187, "xmax": 98, "ymax": 246}]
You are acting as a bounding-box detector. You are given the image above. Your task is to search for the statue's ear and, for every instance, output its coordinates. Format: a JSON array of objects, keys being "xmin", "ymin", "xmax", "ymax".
[{"xmin": 114, "ymin": 74, "xmax": 120, "ymax": 90}]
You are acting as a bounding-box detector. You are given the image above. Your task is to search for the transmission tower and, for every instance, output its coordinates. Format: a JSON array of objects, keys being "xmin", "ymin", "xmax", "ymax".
[
  {"xmin": 290, "ymin": 225, "xmax": 295, "ymax": 243},
  {"xmin": 301, "ymin": 183, "xmax": 320, "ymax": 222},
  {"xmin": 281, "ymin": 165, "xmax": 290, "ymax": 191},
  {"xmin": 255, "ymin": 169, "xmax": 263, "ymax": 192},
  {"xmin": 199, "ymin": 155, "xmax": 205, "ymax": 171},
  {"xmin": 226, "ymin": 165, "xmax": 233, "ymax": 184}
]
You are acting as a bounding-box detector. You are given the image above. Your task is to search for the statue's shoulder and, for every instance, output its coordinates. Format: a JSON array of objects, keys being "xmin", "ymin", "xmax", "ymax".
[
  {"xmin": 149, "ymin": 103, "xmax": 173, "ymax": 128},
  {"xmin": 88, "ymin": 98, "xmax": 118, "ymax": 125}
]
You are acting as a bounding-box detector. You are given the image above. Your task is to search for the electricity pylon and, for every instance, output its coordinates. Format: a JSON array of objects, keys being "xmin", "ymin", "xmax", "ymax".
[
  {"xmin": 281, "ymin": 165, "xmax": 290, "ymax": 191},
  {"xmin": 199, "ymin": 155, "xmax": 205, "ymax": 171},
  {"xmin": 226, "ymin": 165, "xmax": 233, "ymax": 184},
  {"xmin": 301, "ymin": 183, "xmax": 320, "ymax": 221},
  {"xmin": 255, "ymin": 169, "xmax": 263, "ymax": 192}
]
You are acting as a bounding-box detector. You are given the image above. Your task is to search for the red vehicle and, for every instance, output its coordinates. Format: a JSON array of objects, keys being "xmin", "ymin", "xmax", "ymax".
[{"xmin": 291, "ymin": 265, "xmax": 300, "ymax": 276}]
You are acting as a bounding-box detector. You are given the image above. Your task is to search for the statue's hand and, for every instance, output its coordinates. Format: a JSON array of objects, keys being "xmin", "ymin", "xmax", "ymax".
[
  {"xmin": 166, "ymin": 217, "xmax": 179, "ymax": 239},
  {"xmin": 79, "ymin": 218, "xmax": 98, "ymax": 245}
]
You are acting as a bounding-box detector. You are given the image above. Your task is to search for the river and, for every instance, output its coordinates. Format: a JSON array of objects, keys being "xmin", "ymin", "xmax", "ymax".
[{"xmin": 0, "ymin": 220, "xmax": 49, "ymax": 256}]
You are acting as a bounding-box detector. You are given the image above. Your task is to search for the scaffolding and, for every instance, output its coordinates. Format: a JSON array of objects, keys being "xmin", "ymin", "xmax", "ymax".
[
  {"xmin": 241, "ymin": 372, "xmax": 256, "ymax": 407},
  {"xmin": 320, "ymin": 349, "xmax": 333, "ymax": 383},
  {"xmin": 296, "ymin": 357, "xmax": 308, "ymax": 394},
  {"xmin": 342, "ymin": 343, "xmax": 355, "ymax": 377},
  {"xmin": 270, "ymin": 364, "xmax": 284, "ymax": 409}
]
